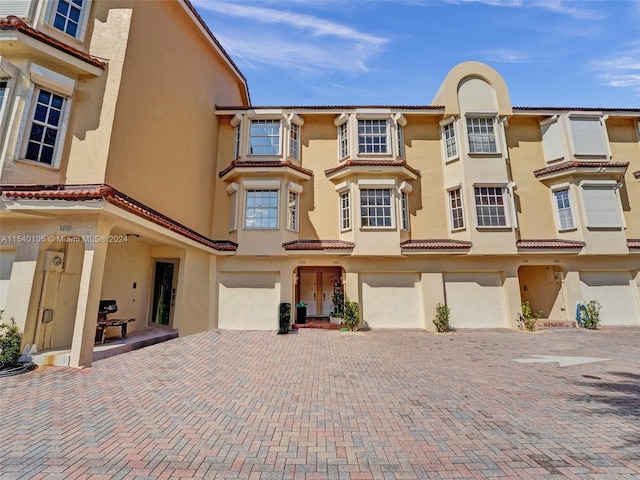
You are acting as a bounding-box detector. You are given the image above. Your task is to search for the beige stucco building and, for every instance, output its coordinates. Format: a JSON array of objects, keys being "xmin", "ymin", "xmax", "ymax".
[{"xmin": 1, "ymin": 1, "xmax": 639, "ymax": 367}]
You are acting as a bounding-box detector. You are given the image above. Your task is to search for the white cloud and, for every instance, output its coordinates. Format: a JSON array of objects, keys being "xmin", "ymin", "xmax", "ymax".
[
  {"xmin": 191, "ymin": 0, "xmax": 388, "ymax": 74},
  {"xmin": 447, "ymin": 0, "xmax": 605, "ymax": 20},
  {"xmin": 590, "ymin": 44, "xmax": 640, "ymax": 96},
  {"xmin": 480, "ymin": 49, "xmax": 530, "ymax": 63}
]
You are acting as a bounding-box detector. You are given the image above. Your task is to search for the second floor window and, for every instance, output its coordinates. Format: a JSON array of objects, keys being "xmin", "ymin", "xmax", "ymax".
[
  {"xmin": 554, "ymin": 189, "xmax": 574, "ymax": 230},
  {"xmin": 449, "ymin": 188, "xmax": 464, "ymax": 230},
  {"xmin": 340, "ymin": 191, "xmax": 351, "ymax": 231},
  {"xmin": 358, "ymin": 119, "xmax": 388, "ymax": 154},
  {"xmin": 53, "ymin": 0, "xmax": 85, "ymax": 38},
  {"xmin": 401, "ymin": 191, "xmax": 410, "ymax": 230},
  {"xmin": 249, "ymin": 119, "xmax": 280, "ymax": 155},
  {"xmin": 474, "ymin": 186, "xmax": 507, "ymax": 227},
  {"xmin": 467, "ymin": 117, "xmax": 498, "ymax": 154},
  {"xmin": 245, "ymin": 190, "xmax": 278, "ymax": 229},
  {"xmin": 24, "ymin": 88, "xmax": 66, "ymax": 165},
  {"xmin": 442, "ymin": 122, "xmax": 458, "ymax": 159},
  {"xmin": 360, "ymin": 188, "xmax": 392, "ymax": 227},
  {"xmin": 338, "ymin": 122, "xmax": 348, "ymax": 159},
  {"xmin": 287, "ymin": 192, "xmax": 299, "ymax": 231},
  {"xmin": 289, "ymin": 123, "xmax": 300, "ymax": 160}
]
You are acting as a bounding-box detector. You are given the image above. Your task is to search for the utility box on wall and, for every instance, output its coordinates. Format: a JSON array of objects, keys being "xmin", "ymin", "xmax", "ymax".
[{"xmin": 43, "ymin": 251, "xmax": 65, "ymax": 272}]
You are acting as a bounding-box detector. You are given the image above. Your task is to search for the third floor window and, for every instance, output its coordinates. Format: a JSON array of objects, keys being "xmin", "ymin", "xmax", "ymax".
[{"xmin": 249, "ymin": 119, "xmax": 280, "ymax": 155}]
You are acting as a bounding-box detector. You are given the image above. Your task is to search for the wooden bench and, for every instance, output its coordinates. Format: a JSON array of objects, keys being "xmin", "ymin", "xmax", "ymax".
[{"xmin": 96, "ymin": 300, "xmax": 135, "ymax": 344}]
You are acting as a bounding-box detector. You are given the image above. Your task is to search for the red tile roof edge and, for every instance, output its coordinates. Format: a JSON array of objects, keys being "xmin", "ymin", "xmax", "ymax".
[
  {"xmin": 216, "ymin": 105, "xmax": 640, "ymax": 112},
  {"xmin": 628, "ymin": 239, "xmax": 640, "ymax": 249},
  {"xmin": 400, "ymin": 239, "xmax": 473, "ymax": 250},
  {"xmin": 282, "ymin": 240, "xmax": 355, "ymax": 250},
  {"xmin": 1, "ymin": 16, "xmax": 106, "ymax": 69},
  {"xmin": 218, "ymin": 160, "xmax": 313, "ymax": 178},
  {"xmin": 516, "ymin": 239, "xmax": 585, "ymax": 249},
  {"xmin": 533, "ymin": 161, "xmax": 629, "ymax": 177},
  {"xmin": 0, "ymin": 184, "xmax": 237, "ymax": 251},
  {"xmin": 324, "ymin": 160, "xmax": 420, "ymax": 178}
]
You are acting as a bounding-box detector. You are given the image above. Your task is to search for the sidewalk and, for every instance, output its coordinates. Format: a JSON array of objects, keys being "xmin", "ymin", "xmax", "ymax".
[{"xmin": 1, "ymin": 327, "xmax": 639, "ymax": 479}]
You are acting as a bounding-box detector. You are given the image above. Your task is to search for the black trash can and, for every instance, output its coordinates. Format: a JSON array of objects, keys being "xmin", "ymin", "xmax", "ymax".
[{"xmin": 296, "ymin": 306, "xmax": 307, "ymax": 324}]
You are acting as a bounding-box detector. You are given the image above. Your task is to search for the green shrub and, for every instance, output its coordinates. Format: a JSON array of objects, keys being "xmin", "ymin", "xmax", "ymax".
[
  {"xmin": 343, "ymin": 302, "xmax": 360, "ymax": 332},
  {"xmin": 583, "ymin": 300, "xmax": 601, "ymax": 330},
  {"xmin": 517, "ymin": 302, "xmax": 542, "ymax": 332},
  {"xmin": 433, "ymin": 303, "xmax": 451, "ymax": 332},
  {"xmin": 0, "ymin": 312, "xmax": 22, "ymax": 367}
]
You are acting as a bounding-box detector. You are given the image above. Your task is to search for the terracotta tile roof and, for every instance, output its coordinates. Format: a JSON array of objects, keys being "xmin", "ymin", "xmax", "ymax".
[
  {"xmin": 628, "ymin": 239, "xmax": 640, "ymax": 249},
  {"xmin": 634, "ymin": 170, "xmax": 640, "ymax": 179},
  {"xmin": 215, "ymin": 105, "xmax": 445, "ymax": 111},
  {"xmin": 516, "ymin": 239, "xmax": 585, "ymax": 250},
  {"xmin": 0, "ymin": 184, "xmax": 237, "ymax": 251},
  {"xmin": 218, "ymin": 160, "xmax": 313, "ymax": 178},
  {"xmin": 282, "ymin": 240, "xmax": 354, "ymax": 250},
  {"xmin": 400, "ymin": 239, "xmax": 472, "ymax": 250},
  {"xmin": 533, "ymin": 161, "xmax": 629, "ymax": 178},
  {"xmin": 324, "ymin": 160, "xmax": 420, "ymax": 178},
  {"xmin": 0, "ymin": 16, "xmax": 106, "ymax": 69}
]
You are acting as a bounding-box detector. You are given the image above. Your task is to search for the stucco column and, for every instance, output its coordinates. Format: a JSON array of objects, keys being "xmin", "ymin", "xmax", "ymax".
[
  {"xmin": 3, "ymin": 256, "xmax": 38, "ymax": 339},
  {"xmin": 69, "ymin": 228, "xmax": 110, "ymax": 368},
  {"xmin": 503, "ymin": 273, "xmax": 522, "ymax": 329},
  {"xmin": 421, "ymin": 272, "xmax": 445, "ymax": 331}
]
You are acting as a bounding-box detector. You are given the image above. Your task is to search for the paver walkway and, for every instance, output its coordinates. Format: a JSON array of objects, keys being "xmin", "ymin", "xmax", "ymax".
[{"xmin": 1, "ymin": 327, "xmax": 639, "ymax": 479}]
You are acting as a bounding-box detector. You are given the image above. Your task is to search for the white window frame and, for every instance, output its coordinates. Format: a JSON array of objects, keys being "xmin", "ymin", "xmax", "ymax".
[
  {"xmin": 540, "ymin": 116, "xmax": 564, "ymax": 163},
  {"xmin": 551, "ymin": 184, "xmax": 575, "ymax": 231},
  {"xmin": 399, "ymin": 181, "xmax": 412, "ymax": 231},
  {"xmin": 397, "ymin": 124, "xmax": 405, "ymax": 160},
  {"xmin": 336, "ymin": 181, "xmax": 351, "ymax": 232},
  {"xmin": 286, "ymin": 182, "xmax": 303, "ymax": 232},
  {"xmin": 358, "ymin": 179, "xmax": 396, "ymax": 229},
  {"xmin": 289, "ymin": 123, "xmax": 300, "ymax": 160},
  {"xmin": 395, "ymin": 113, "xmax": 407, "ymax": 159},
  {"xmin": 227, "ymin": 183, "xmax": 239, "ymax": 232},
  {"xmin": 243, "ymin": 180, "xmax": 280, "ymax": 230},
  {"xmin": 579, "ymin": 180, "xmax": 624, "ymax": 229},
  {"xmin": 0, "ymin": 58, "xmax": 17, "ymax": 144},
  {"xmin": 466, "ymin": 116, "xmax": 500, "ymax": 155},
  {"xmin": 335, "ymin": 113, "xmax": 349, "ymax": 160},
  {"xmin": 358, "ymin": 119, "xmax": 389, "ymax": 155},
  {"xmin": 473, "ymin": 185, "xmax": 511, "ymax": 228},
  {"xmin": 248, "ymin": 118, "xmax": 281, "ymax": 156},
  {"xmin": 440, "ymin": 117, "xmax": 459, "ymax": 161},
  {"xmin": 47, "ymin": 0, "xmax": 92, "ymax": 41},
  {"xmin": 447, "ymin": 185, "xmax": 465, "ymax": 231},
  {"xmin": 15, "ymin": 64, "xmax": 75, "ymax": 169}
]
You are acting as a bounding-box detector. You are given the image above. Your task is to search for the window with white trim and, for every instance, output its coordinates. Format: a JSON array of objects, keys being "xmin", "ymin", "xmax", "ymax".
[
  {"xmin": 358, "ymin": 119, "xmax": 388, "ymax": 154},
  {"xmin": 233, "ymin": 124, "xmax": 240, "ymax": 159},
  {"xmin": 397, "ymin": 124, "xmax": 405, "ymax": 159},
  {"xmin": 449, "ymin": 188, "xmax": 464, "ymax": 230},
  {"xmin": 401, "ymin": 191, "xmax": 409, "ymax": 230},
  {"xmin": 23, "ymin": 87, "xmax": 67, "ymax": 165},
  {"xmin": 51, "ymin": 0, "xmax": 88, "ymax": 38},
  {"xmin": 287, "ymin": 191, "xmax": 298, "ymax": 231},
  {"xmin": 474, "ymin": 186, "xmax": 507, "ymax": 227},
  {"xmin": 289, "ymin": 123, "xmax": 300, "ymax": 160},
  {"xmin": 442, "ymin": 121, "xmax": 458, "ymax": 160},
  {"xmin": 228, "ymin": 189, "xmax": 238, "ymax": 232},
  {"xmin": 553, "ymin": 189, "xmax": 574, "ymax": 230},
  {"xmin": 541, "ymin": 118, "xmax": 563, "ymax": 162},
  {"xmin": 581, "ymin": 184, "xmax": 622, "ymax": 228},
  {"xmin": 340, "ymin": 191, "xmax": 351, "ymax": 231},
  {"xmin": 360, "ymin": 188, "xmax": 392, "ymax": 227},
  {"xmin": 467, "ymin": 117, "xmax": 498, "ymax": 154},
  {"xmin": 249, "ymin": 119, "xmax": 280, "ymax": 155},
  {"xmin": 338, "ymin": 122, "xmax": 348, "ymax": 159},
  {"xmin": 245, "ymin": 189, "xmax": 278, "ymax": 229}
]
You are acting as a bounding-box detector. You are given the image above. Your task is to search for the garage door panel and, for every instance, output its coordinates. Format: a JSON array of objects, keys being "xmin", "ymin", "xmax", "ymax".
[
  {"xmin": 219, "ymin": 272, "xmax": 280, "ymax": 330},
  {"xmin": 444, "ymin": 272, "xmax": 507, "ymax": 329},
  {"xmin": 361, "ymin": 273, "xmax": 422, "ymax": 329},
  {"xmin": 580, "ymin": 271, "xmax": 640, "ymax": 325}
]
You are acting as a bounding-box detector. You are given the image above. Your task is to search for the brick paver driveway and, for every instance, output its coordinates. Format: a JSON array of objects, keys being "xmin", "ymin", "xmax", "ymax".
[{"xmin": 1, "ymin": 327, "xmax": 639, "ymax": 479}]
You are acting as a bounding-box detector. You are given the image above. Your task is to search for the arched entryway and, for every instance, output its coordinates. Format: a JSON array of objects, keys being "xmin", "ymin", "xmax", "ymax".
[
  {"xmin": 517, "ymin": 265, "xmax": 566, "ymax": 321},
  {"xmin": 296, "ymin": 267, "xmax": 343, "ymax": 318}
]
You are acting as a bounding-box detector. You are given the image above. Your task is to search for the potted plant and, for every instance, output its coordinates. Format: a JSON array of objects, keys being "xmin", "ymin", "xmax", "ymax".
[
  {"xmin": 278, "ymin": 303, "xmax": 291, "ymax": 334},
  {"xmin": 342, "ymin": 301, "xmax": 360, "ymax": 332},
  {"xmin": 329, "ymin": 289, "xmax": 344, "ymax": 325},
  {"xmin": 295, "ymin": 301, "xmax": 307, "ymax": 324}
]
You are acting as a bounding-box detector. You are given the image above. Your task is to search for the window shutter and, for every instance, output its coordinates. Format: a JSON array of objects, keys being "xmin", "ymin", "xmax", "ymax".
[
  {"xmin": 541, "ymin": 121, "xmax": 563, "ymax": 161},
  {"xmin": 0, "ymin": 0, "xmax": 32, "ymax": 18},
  {"xmin": 582, "ymin": 186, "xmax": 622, "ymax": 228},
  {"xmin": 570, "ymin": 117, "xmax": 607, "ymax": 156}
]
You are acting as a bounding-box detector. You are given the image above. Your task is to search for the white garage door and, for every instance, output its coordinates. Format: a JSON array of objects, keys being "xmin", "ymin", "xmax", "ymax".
[
  {"xmin": 580, "ymin": 271, "xmax": 640, "ymax": 325},
  {"xmin": 361, "ymin": 273, "xmax": 422, "ymax": 329},
  {"xmin": 444, "ymin": 272, "xmax": 508, "ymax": 328},
  {"xmin": 218, "ymin": 272, "xmax": 280, "ymax": 330}
]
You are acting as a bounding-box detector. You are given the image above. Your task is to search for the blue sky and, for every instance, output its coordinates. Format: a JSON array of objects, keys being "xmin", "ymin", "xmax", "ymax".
[{"xmin": 192, "ymin": 0, "xmax": 640, "ymax": 108}]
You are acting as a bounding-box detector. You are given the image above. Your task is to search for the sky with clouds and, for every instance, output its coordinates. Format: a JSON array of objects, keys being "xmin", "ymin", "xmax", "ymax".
[{"xmin": 192, "ymin": 0, "xmax": 640, "ymax": 108}]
